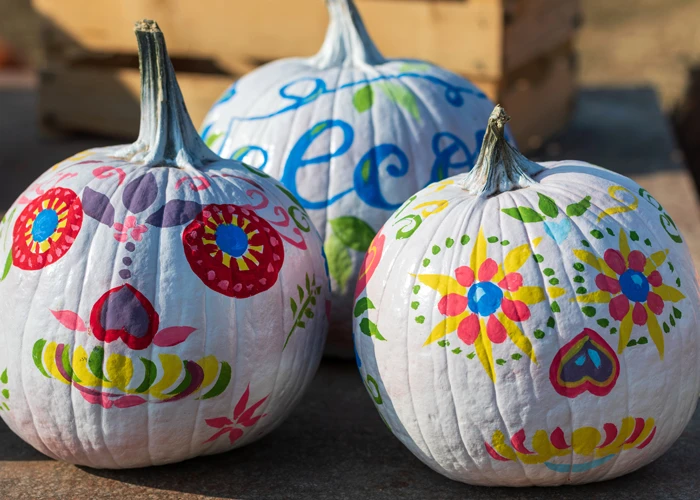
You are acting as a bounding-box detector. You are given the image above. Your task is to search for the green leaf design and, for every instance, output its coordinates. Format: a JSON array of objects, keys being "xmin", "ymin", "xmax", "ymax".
[
  {"xmin": 0, "ymin": 369, "xmax": 7, "ymax": 384},
  {"xmin": 360, "ymin": 318, "xmax": 386, "ymax": 341},
  {"xmin": 32, "ymin": 340, "xmax": 50, "ymax": 378},
  {"xmin": 330, "ymin": 216, "xmax": 376, "ymax": 252},
  {"xmin": 377, "ymin": 82, "xmax": 420, "ymax": 121},
  {"xmin": 354, "ymin": 297, "xmax": 376, "ymax": 318},
  {"xmin": 501, "ymin": 207, "xmax": 544, "ymax": 223},
  {"xmin": 88, "ymin": 347, "xmax": 109, "ymax": 382},
  {"xmin": 353, "ymin": 85, "xmax": 374, "ymax": 113},
  {"xmin": 566, "ymin": 196, "xmax": 591, "ymax": 217},
  {"xmin": 204, "ymin": 131, "xmax": 223, "ymax": 148},
  {"xmin": 297, "ymin": 285, "xmax": 305, "ymax": 302},
  {"xmin": 1, "ymin": 251, "xmax": 12, "ymax": 281},
  {"xmin": 290, "ymin": 298, "xmax": 298, "ymax": 316},
  {"xmin": 537, "ymin": 193, "xmax": 559, "ymax": 218},
  {"xmin": 360, "ymin": 158, "xmax": 371, "ymax": 183},
  {"xmin": 166, "ymin": 361, "xmax": 193, "ymax": 396},
  {"xmin": 325, "ymin": 234, "xmax": 353, "ymax": 293},
  {"xmin": 581, "ymin": 306, "xmax": 596, "ymax": 317},
  {"xmin": 135, "ymin": 358, "xmax": 157, "ymax": 393},
  {"xmin": 304, "ymin": 309, "xmax": 314, "ymax": 319},
  {"xmin": 201, "ymin": 362, "xmax": 232, "ymax": 400}
]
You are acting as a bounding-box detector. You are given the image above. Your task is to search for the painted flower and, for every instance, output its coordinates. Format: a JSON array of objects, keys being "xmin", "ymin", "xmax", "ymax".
[
  {"xmin": 113, "ymin": 215, "xmax": 148, "ymax": 242},
  {"xmin": 90, "ymin": 284, "xmax": 160, "ymax": 350},
  {"xmin": 355, "ymin": 231, "xmax": 385, "ymax": 299},
  {"xmin": 183, "ymin": 204, "xmax": 284, "ymax": 298},
  {"xmin": 204, "ymin": 384, "xmax": 268, "ymax": 445},
  {"xmin": 417, "ymin": 230, "xmax": 560, "ymax": 381},
  {"xmin": 575, "ymin": 229, "xmax": 684, "ymax": 358},
  {"xmin": 12, "ymin": 187, "xmax": 83, "ymax": 270}
]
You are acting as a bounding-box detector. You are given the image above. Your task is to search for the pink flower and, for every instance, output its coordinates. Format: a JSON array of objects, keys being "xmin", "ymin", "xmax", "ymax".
[
  {"xmin": 204, "ymin": 385, "xmax": 268, "ymax": 445},
  {"xmin": 113, "ymin": 215, "xmax": 148, "ymax": 242}
]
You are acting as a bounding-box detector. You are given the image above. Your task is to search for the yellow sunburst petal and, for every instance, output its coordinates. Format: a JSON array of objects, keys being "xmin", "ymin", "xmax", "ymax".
[
  {"xmin": 56, "ymin": 202, "xmax": 66, "ymax": 213},
  {"xmin": 475, "ymin": 320, "xmax": 496, "ymax": 382},
  {"xmin": 247, "ymin": 229, "xmax": 259, "ymax": 240},
  {"xmin": 244, "ymin": 251, "xmax": 259, "ymax": 266},
  {"xmin": 622, "ymin": 418, "xmax": 656, "ymax": 450},
  {"xmin": 510, "ymin": 286, "xmax": 546, "ymax": 305},
  {"xmin": 197, "ymin": 356, "xmax": 220, "ymax": 393},
  {"xmin": 56, "ymin": 219, "xmax": 67, "ymax": 229},
  {"xmin": 571, "ymin": 427, "xmax": 601, "ymax": 456},
  {"xmin": 413, "ymin": 274, "xmax": 466, "ymax": 297},
  {"xmin": 41, "ymin": 200, "xmax": 50, "ymax": 210},
  {"xmin": 236, "ymin": 257, "xmax": 249, "ymax": 271},
  {"xmin": 645, "ymin": 305, "xmax": 664, "ymax": 360},
  {"xmin": 504, "ymin": 243, "xmax": 533, "ymax": 274},
  {"xmin": 57, "ymin": 210, "xmax": 68, "ymax": 221},
  {"xmin": 150, "ymin": 354, "xmax": 183, "ymax": 399},
  {"xmin": 30, "ymin": 241, "xmax": 38, "ymax": 253},
  {"xmin": 653, "ymin": 284, "xmax": 685, "ymax": 302},
  {"xmin": 24, "ymin": 228, "xmax": 32, "ymax": 237},
  {"xmin": 470, "ymin": 229, "xmax": 487, "ymax": 272},
  {"xmin": 573, "ymin": 249, "xmax": 616, "ymax": 277},
  {"xmin": 643, "ymin": 250, "xmax": 668, "ymax": 275},
  {"xmin": 491, "ymin": 264, "xmax": 505, "ymax": 284},
  {"xmin": 248, "ymin": 245, "xmax": 263, "ymax": 254},
  {"xmin": 490, "ymin": 431, "xmax": 517, "ymax": 461},
  {"xmin": 596, "ymin": 417, "xmax": 636, "ymax": 457},
  {"xmin": 204, "ymin": 225, "xmax": 216, "ymax": 235},
  {"xmin": 498, "ymin": 313, "xmax": 537, "ymax": 364},
  {"xmin": 618, "ymin": 309, "xmax": 634, "ymax": 354},
  {"xmin": 423, "ymin": 311, "xmax": 469, "ymax": 346},
  {"xmin": 573, "ymin": 291, "xmax": 612, "ymax": 304},
  {"xmin": 50, "ymin": 232, "xmax": 61, "ymax": 242},
  {"xmin": 619, "ymin": 230, "xmax": 630, "ymax": 260},
  {"xmin": 39, "ymin": 240, "xmax": 50, "ymax": 252},
  {"xmin": 217, "ymin": 211, "xmax": 226, "ymax": 224},
  {"xmin": 230, "ymin": 214, "xmax": 238, "ymax": 226},
  {"xmin": 241, "ymin": 218, "xmax": 250, "ymax": 230},
  {"xmin": 207, "ymin": 216, "xmax": 218, "ymax": 226},
  {"xmin": 531, "ymin": 429, "xmax": 569, "ymax": 460},
  {"xmin": 221, "ymin": 253, "xmax": 231, "ymax": 268},
  {"xmin": 548, "ymin": 286, "xmax": 566, "ymax": 299}
]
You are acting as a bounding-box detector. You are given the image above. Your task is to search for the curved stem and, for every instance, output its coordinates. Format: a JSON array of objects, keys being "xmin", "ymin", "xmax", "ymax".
[
  {"xmin": 113, "ymin": 20, "xmax": 219, "ymax": 170},
  {"xmin": 461, "ymin": 105, "xmax": 544, "ymax": 197},
  {"xmin": 309, "ymin": 0, "xmax": 386, "ymax": 69}
]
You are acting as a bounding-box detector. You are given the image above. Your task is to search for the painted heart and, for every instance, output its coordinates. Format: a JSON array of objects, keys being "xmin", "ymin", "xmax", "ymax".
[
  {"xmin": 549, "ymin": 328, "xmax": 620, "ymax": 398},
  {"xmin": 544, "ymin": 218, "xmax": 572, "ymax": 244}
]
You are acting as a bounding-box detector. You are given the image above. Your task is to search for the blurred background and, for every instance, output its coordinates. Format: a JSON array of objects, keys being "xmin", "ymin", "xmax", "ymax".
[{"xmin": 0, "ymin": 0, "xmax": 699, "ymax": 259}]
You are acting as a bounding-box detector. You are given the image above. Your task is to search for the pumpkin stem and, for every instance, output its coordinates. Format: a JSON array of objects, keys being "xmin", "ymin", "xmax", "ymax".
[
  {"xmin": 113, "ymin": 20, "xmax": 219, "ymax": 169},
  {"xmin": 461, "ymin": 105, "xmax": 544, "ymax": 196},
  {"xmin": 311, "ymin": 0, "xmax": 386, "ymax": 69}
]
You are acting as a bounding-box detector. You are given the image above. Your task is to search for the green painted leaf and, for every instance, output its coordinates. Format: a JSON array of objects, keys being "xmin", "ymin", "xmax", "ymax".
[
  {"xmin": 354, "ymin": 297, "xmax": 376, "ymax": 318},
  {"xmin": 549, "ymin": 278, "xmax": 559, "ymax": 285},
  {"xmin": 304, "ymin": 309, "xmax": 314, "ymax": 318},
  {"xmin": 452, "ymin": 347, "xmax": 462, "ymax": 354},
  {"xmin": 88, "ymin": 346, "xmax": 109, "ymax": 382},
  {"xmin": 422, "ymin": 258, "xmax": 430, "ymax": 267},
  {"xmin": 597, "ymin": 318, "xmax": 609, "ymax": 327},
  {"xmin": 576, "ymin": 287, "xmax": 587, "ymax": 294},
  {"xmin": 574, "ymin": 276, "xmax": 585, "ymax": 283},
  {"xmin": 353, "ymin": 85, "xmax": 374, "ymax": 113},
  {"xmin": 445, "ymin": 238, "xmax": 454, "ymax": 248},
  {"xmin": 590, "ymin": 230, "xmax": 604, "ymax": 239},
  {"xmin": 495, "ymin": 358, "xmax": 507, "ymax": 366},
  {"xmin": 676, "ymin": 277, "xmax": 681, "ymax": 287},
  {"xmin": 432, "ymin": 245, "xmax": 441, "ymax": 255},
  {"xmin": 637, "ymin": 336, "xmax": 648, "ymax": 344},
  {"xmin": 551, "ymin": 301, "xmax": 560, "ymax": 313},
  {"xmin": 325, "ymin": 234, "xmax": 353, "ymax": 294},
  {"xmin": 644, "ymin": 238, "xmax": 652, "ymax": 246},
  {"xmin": 412, "ymin": 285, "xmax": 420, "ymax": 294},
  {"xmin": 502, "ymin": 207, "xmax": 544, "ymax": 223},
  {"xmin": 535, "ymin": 254, "xmax": 544, "ymax": 263},
  {"xmin": 501, "ymin": 240, "xmax": 510, "ymax": 246},
  {"xmin": 32, "ymin": 340, "xmax": 49, "ymax": 378},
  {"xmin": 627, "ymin": 339, "xmax": 637, "ymax": 347},
  {"xmin": 297, "ymin": 320, "xmax": 306, "ymax": 328},
  {"xmin": 610, "ymin": 327, "xmax": 618, "ymax": 334},
  {"xmin": 201, "ymin": 362, "xmax": 232, "ymax": 400},
  {"xmin": 573, "ymin": 263, "xmax": 585, "ymax": 272},
  {"xmin": 135, "ymin": 358, "xmax": 158, "ymax": 393},
  {"xmin": 487, "ymin": 236, "xmax": 498, "ymax": 243},
  {"xmin": 511, "ymin": 353, "xmax": 522, "ymax": 361},
  {"xmin": 360, "ymin": 159, "xmax": 371, "ymax": 183},
  {"xmin": 1, "ymin": 389, "xmax": 8, "ymax": 399},
  {"xmin": 165, "ymin": 361, "xmax": 193, "ymax": 396},
  {"xmin": 377, "ymin": 82, "xmax": 420, "ymax": 120},
  {"xmin": 543, "ymin": 268, "xmax": 555, "ymax": 277},
  {"xmin": 566, "ymin": 196, "xmax": 591, "ymax": 217},
  {"xmin": 437, "ymin": 340, "xmax": 449, "ymax": 347},
  {"xmin": 467, "ymin": 352, "xmax": 476, "ymax": 359},
  {"xmin": 538, "ymin": 193, "xmax": 559, "ymax": 218},
  {"xmin": 673, "ymin": 306, "xmax": 682, "ymax": 319},
  {"xmin": 290, "ymin": 298, "xmax": 298, "ymax": 316},
  {"xmin": 1, "ymin": 251, "xmax": 11, "ymax": 281},
  {"xmin": 581, "ymin": 306, "xmax": 596, "ymax": 317},
  {"xmin": 0, "ymin": 369, "xmax": 6, "ymax": 384},
  {"xmin": 415, "ymin": 316, "xmax": 425, "ymax": 324},
  {"xmin": 360, "ymin": 318, "xmax": 386, "ymax": 341},
  {"xmin": 460, "ymin": 235, "xmax": 470, "ymax": 245},
  {"xmin": 411, "ymin": 301, "xmax": 419, "ymax": 310},
  {"xmin": 663, "ymin": 322, "xmax": 670, "ymax": 333},
  {"xmin": 670, "ymin": 315, "xmax": 676, "ymax": 327},
  {"xmin": 534, "ymin": 330, "xmax": 545, "ymax": 339},
  {"xmin": 630, "ymin": 231, "xmax": 639, "ymax": 241},
  {"xmin": 547, "ymin": 317, "xmax": 556, "ymax": 328},
  {"xmin": 330, "ymin": 216, "xmax": 376, "ymax": 252},
  {"xmin": 581, "ymin": 240, "xmax": 590, "ymax": 247},
  {"xmin": 297, "ymin": 285, "xmax": 305, "ymax": 301},
  {"xmin": 61, "ymin": 345, "xmax": 80, "ymax": 383},
  {"xmin": 204, "ymin": 131, "xmax": 223, "ymax": 148}
]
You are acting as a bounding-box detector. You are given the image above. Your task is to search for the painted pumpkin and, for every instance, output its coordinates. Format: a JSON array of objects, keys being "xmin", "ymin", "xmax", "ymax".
[
  {"xmin": 200, "ymin": 0, "xmax": 499, "ymax": 356},
  {"xmin": 0, "ymin": 20, "xmax": 329, "ymax": 469},
  {"xmin": 353, "ymin": 106, "xmax": 700, "ymax": 486}
]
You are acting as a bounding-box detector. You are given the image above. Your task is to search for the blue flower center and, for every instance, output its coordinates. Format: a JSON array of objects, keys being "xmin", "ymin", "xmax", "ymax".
[
  {"xmin": 467, "ymin": 281, "xmax": 503, "ymax": 317},
  {"xmin": 215, "ymin": 224, "xmax": 248, "ymax": 258},
  {"xmin": 619, "ymin": 269, "xmax": 649, "ymax": 302},
  {"xmin": 32, "ymin": 209, "xmax": 59, "ymax": 243}
]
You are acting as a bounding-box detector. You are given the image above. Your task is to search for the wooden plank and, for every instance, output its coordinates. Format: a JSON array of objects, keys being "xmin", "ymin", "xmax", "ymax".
[
  {"xmin": 39, "ymin": 66, "xmax": 231, "ymax": 139},
  {"xmin": 33, "ymin": 0, "xmax": 503, "ymax": 78}
]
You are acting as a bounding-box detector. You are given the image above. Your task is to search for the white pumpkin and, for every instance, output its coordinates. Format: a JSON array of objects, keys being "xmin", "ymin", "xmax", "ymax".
[
  {"xmin": 0, "ymin": 20, "xmax": 329, "ymax": 469},
  {"xmin": 353, "ymin": 106, "xmax": 700, "ymax": 486},
  {"xmin": 201, "ymin": 0, "xmax": 499, "ymax": 355}
]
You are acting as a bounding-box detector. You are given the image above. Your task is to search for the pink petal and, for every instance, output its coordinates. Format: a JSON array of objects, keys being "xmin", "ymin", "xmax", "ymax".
[
  {"xmin": 478, "ymin": 258, "xmax": 498, "ymax": 282},
  {"xmin": 113, "ymin": 233, "xmax": 129, "ymax": 243},
  {"xmin": 239, "ymin": 414, "xmax": 266, "ymax": 427},
  {"xmin": 131, "ymin": 230, "xmax": 144, "ymax": 242},
  {"xmin": 438, "ymin": 293, "xmax": 468, "ymax": 316},
  {"xmin": 498, "ymin": 273, "xmax": 523, "ymax": 291},
  {"xmin": 457, "ymin": 314, "xmax": 480, "ymax": 345},
  {"xmin": 204, "ymin": 428, "xmax": 233, "ymax": 443},
  {"xmin": 604, "ymin": 249, "xmax": 627, "ymax": 275},
  {"xmin": 486, "ymin": 315, "xmax": 507, "ymax": 344},
  {"xmin": 113, "ymin": 395, "xmax": 147, "ymax": 408},
  {"xmin": 632, "ymin": 301, "xmax": 648, "ymax": 326},
  {"xmin": 50, "ymin": 310, "xmax": 87, "ymax": 332},
  {"xmin": 152, "ymin": 327, "xmax": 198, "ymax": 347},
  {"xmin": 455, "ymin": 266, "xmax": 474, "ymax": 287},
  {"xmin": 609, "ymin": 294, "xmax": 630, "ymax": 321},
  {"xmin": 628, "ymin": 250, "xmax": 647, "ymax": 272},
  {"xmin": 124, "ymin": 215, "xmax": 137, "ymax": 228},
  {"xmin": 229, "ymin": 428, "xmax": 244, "ymax": 445},
  {"xmin": 113, "ymin": 223, "xmax": 125, "ymax": 232},
  {"xmin": 647, "ymin": 292, "xmax": 664, "ymax": 315},
  {"xmin": 595, "ymin": 274, "xmax": 621, "ymax": 294},
  {"xmin": 647, "ymin": 270, "xmax": 663, "ymax": 287},
  {"xmin": 239, "ymin": 396, "xmax": 269, "ymax": 423},
  {"xmin": 501, "ymin": 299, "xmax": 531, "ymax": 322},
  {"xmin": 234, "ymin": 385, "xmax": 250, "ymax": 420},
  {"xmin": 206, "ymin": 417, "xmax": 234, "ymax": 428}
]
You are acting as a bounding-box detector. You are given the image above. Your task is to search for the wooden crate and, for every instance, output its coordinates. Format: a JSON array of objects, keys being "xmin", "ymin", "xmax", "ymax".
[{"xmin": 33, "ymin": 0, "xmax": 580, "ymax": 148}]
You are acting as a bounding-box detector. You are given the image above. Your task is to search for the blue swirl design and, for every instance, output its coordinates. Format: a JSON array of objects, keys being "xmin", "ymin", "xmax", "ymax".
[
  {"xmin": 354, "ymin": 144, "xmax": 409, "ymax": 210},
  {"xmin": 231, "ymin": 145, "xmax": 269, "ymax": 171}
]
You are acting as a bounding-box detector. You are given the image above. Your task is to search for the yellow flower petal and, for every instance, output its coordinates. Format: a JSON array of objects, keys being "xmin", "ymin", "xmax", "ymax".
[
  {"xmin": 622, "ymin": 418, "xmax": 656, "ymax": 450},
  {"xmin": 414, "ymin": 274, "xmax": 466, "ymax": 297},
  {"xmin": 548, "ymin": 286, "xmax": 566, "ymax": 299},
  {"xmin": 596, "ymin": 417, "xmax": 636, "ymax": 457},
  {"xmin": 653, "ymin": 284, "xmax": 685, "ymax": 303},
  {"xmin": 573, "ymin": 249, "xmax": 616, "ymax": 277},
  {"xmin": 619, "ymin": 230, "xmax": 630, "ymax": 260},
  {"xmin": 571, "ymin": 427, "xmax": 602, "ymax": 456},
  {"xmin": 618, "ymin": 309, "xmax": 634, "ymax": 354},
  {"xmin": 490, "ymin": 431, "xmax": 517, "ymax": 461},
  {"xmin": 150, "ymin": 354, "xmax": 183, "ymax": 399},
  {"xmin": 498, "ymin": 313, "xmax": 537, "ymax": 364},
  {"xmin": 475, "ymin": 319, "xmax": 496, "ymax": 382},
  {"xmin": 504, "ymin": 243, "xmax": 533, "ymax": 274},
  {"xmin": 511, "ymin": 286, "xmax": 546, "ymax": 305},
  {"xmin": 470, "ymin": 229, "xmax": 487, "ymax": 273},
  {"xmin": 573, "ymin": 291, "xmax": 612, "ymax": 304},
  {"xmin": 423, "ymin": 312, "xmax": 469, "ymax": 346},
  {"xmin": 645, "ymin": 304, "xmax": 664, "ymax": 360},
  {"xmin": 106, "ymin": 353, "xmax": 134, "ymax": 391},
  {"xmin": 491, "ymin": 264, "xmax": 505, "ymax": 284}
]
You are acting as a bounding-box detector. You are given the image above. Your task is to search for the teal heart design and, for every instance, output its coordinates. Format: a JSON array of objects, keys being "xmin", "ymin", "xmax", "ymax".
[{"xmin": 544, "ymin": 218, "xmax": 572, "ymax": 244}]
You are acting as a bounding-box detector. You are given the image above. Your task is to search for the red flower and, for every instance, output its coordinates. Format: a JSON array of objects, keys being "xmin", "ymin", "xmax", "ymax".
[
  {"xmin": 204, "ymin": 384, "xmax": 268, "ymax": 445},
  {"xmin": 355, "ymin": 231, "xmax": 385, "ymax": 299},
  {"xmin": 183, "ymin": 204, "xmax": 285, "ymax": 298},
  {"xmin": 113, "ymin": 215, "xmax": 148, "ymax": 242},
  {"xmin": 12, "ymin": 187, "xmax": 83, "ymax": 270}
]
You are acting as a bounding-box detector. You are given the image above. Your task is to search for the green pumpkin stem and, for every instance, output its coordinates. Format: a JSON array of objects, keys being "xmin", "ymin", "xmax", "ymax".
[
  {"xmin": 461, "ymin": 105, "xmax": 544, "ymax": 197},
  {"xmin": 311, "ymin": 0, "xmax": 386, "ymax": 69},
  {"xmin": 113, "ymin": 19, "xmax": 219, "ymax": 169}
]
